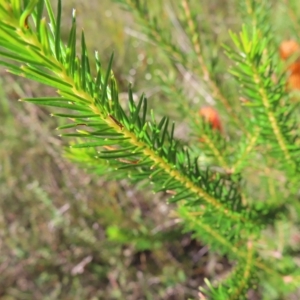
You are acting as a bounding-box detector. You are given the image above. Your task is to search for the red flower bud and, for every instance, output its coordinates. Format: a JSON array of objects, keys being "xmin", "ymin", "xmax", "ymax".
[
  {"xmin": 279, "ymin": 40, "xmax": 300, "ymax": 90},
  {"xmin": 199, "ymin": 106, "xmax": 222, "ymax": 132}
]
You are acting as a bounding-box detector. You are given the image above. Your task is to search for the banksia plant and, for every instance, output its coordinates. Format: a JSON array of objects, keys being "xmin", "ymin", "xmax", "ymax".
[{"xmin": 0, "ymin": 0, "xmax": 300, "ymax": 299}]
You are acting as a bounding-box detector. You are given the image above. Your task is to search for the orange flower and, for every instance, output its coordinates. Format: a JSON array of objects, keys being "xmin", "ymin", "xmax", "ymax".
[
  {"xmin": 287, "ymin": 61, "xmax": 300, "ymax": 74},
  {"xmin": 279, "ymin": 40, "xmax": 299, "ymax": 61},
  {"xmin": 279, "ymin": 40, "xmax": 300, "ymax": 90},
  {"xmin": 287, "ymin": 72, "xmax": 300, "ymax": 90},
  {"xmin": 199, "ymin": 106, "xmax": 222, "ymax": 132}
]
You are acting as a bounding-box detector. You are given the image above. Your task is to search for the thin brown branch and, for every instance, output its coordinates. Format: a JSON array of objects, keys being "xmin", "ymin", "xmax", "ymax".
[{"xmin": 181, "ymin": 0, "xmax": 248, "ymax": 134}]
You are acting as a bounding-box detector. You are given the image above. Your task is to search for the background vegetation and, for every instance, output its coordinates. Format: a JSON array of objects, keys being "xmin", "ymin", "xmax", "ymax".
[{"xmin": 0, "ymin": 0, "xmax": 300, "ymax": 299}]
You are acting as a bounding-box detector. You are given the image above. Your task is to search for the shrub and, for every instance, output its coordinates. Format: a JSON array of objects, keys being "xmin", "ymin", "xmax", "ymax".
[{"xmin": 0, "ymin": 0, "xmax": 300, "ymax": 299}]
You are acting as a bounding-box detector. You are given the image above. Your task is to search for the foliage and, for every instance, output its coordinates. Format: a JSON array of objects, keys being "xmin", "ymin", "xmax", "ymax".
[{"xmin": 0, "ymin": 0, "xmax": 300, "ymax": 299}]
